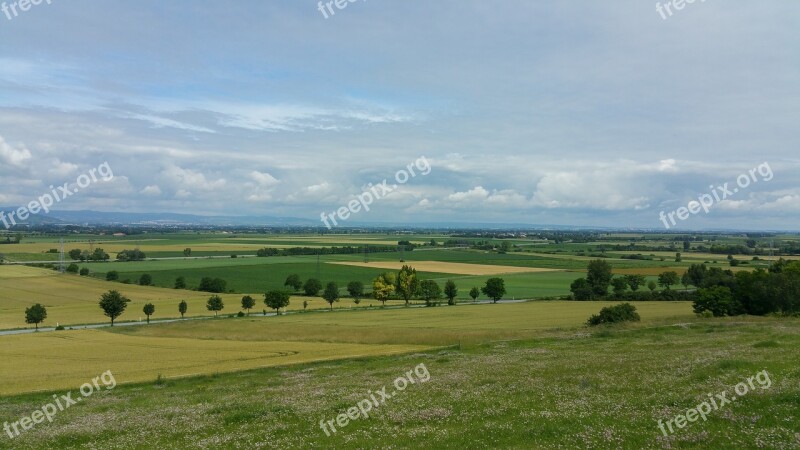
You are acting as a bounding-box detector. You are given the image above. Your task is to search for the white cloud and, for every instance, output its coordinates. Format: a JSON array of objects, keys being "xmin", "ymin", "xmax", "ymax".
[
  {"xmin": 0, "ymin": 135, "xmax": 32, "ymax": 167},
  {"xmin": 140, "ymin": 185, "xmax": 162, "ymax": 196}
]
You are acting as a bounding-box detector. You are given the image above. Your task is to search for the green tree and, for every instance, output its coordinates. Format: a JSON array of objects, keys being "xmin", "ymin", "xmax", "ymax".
[
  {"xmin": 499, "ymin": 241, "xmax": 512, "ymax": 253},
  {"xmin": 206, "ymin": 295, "xmax": 224, "ymax": 317},
  {"xmin": 106, "ymin": 270, "xmax": 119, "ymax": 281},
  {"xmin": 25, "ymin": 303, "xmax": 47, "ymax": 330},
  {"xmin": 587, "ymin": 303, "xmax": 641, "ymax": 326},
  {"xmin": 623, "ymin": 274, "xmax": 647, "ymax": 292},
  {"xmin": 693, "ymin": 286, "xmax": 736, "ymax": 317},
  {"xmin": 241, "ymin": 295, "xmax": 255, "ymax": 315},
  {"xmin": 174, "ymin": 276, "xmax": 186, "ymax": 289},
  {"xmin": 685, "ymin": 264, "xmax": 708, "ymax": 287},
  {"xmin": 444, "ymin": 280, "xmax": 458, "ymax": 305},
  {"xmin": 570, "ymin": 278, "xmax": 593, "ymax": 300},
  {"xmin": 68, "ymin": 249, "xmax": 82, "ymax": 260},
  {"xmin": 66, "ymin": 263, "xmax": 79, "ymax": 274},
  {"xmin": 372, "ymin": 272, "xmax": 396, "ymax": 306},
  {"xmin": 143, "ymin": 303, "xmax": 155, "ymax": 324},
  {"xmin": 610, "ymin": 277, "xmax": 628, "ymax": 296},
  {"xmin": 139, "ymin": 273, "xmax": 153, "ymax": 286},
  {"xmin": 79, "ymin": 267, "xmax": 89, "ymax": 276},
  {"xmin": 420, "ymin": 279, "xmax": 442, "ymax": 306},
  {"xmin": 303, "ymin": 278, "xmax": 322, "ymax": 296},
  {"xmin": 322, "ymin": 282, "xmax": 340, "ymax": 310},
  {"xmin": 99, "ymin": 290, "xmax": 130, "ymax": 326},
  {"xmin": 675, "ymin": 252, "xmax": 682, "ymax": 262},
  {"xmin": 395, "ymin": 265, "xmax": 419, "ymax": 306},
  {"xmin": 586, "ymin": 259, "xmax": 613, "ymax": 297},
  {"xmin": 178, "ymin": 300, "xmax": 188, "ymax": 318},
  {"xmin": 183, "ymin": 248, "xmax": 192, "ymax": 257},
  {"xmin": 647, "ymin": 280, "xmax": 657, "ymax": 292},
  {"xmin": 285, "ymin": 274, "xmax": 303, "ymax": 291},
  {"xmin": 347, "ymin": 281, "xmax": 364, "ymax": 305},
  {"xmin": 264, "ymin": 290, "xmax": 291, "ymax": 315},
  {"xmin": 482, "ymin": 278, "xmax": 506, "ymax": 303},
  {"xmin": 198, "ymin": 277, "xmax": 227, "ymax": 293},
  {"xmin": 658, "ymin": 271, "xmax": 680, "ymax": 290},
  {"xmin": 469, "ymin": 287, "xmax": 480, "ymax": 301}
]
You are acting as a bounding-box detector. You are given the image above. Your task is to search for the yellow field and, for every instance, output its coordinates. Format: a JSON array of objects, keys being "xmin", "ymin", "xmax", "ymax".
[
  {"xmin": 0, "ymin": 329, "xmax": 429, "ymax": 395},
  {"xmin": 5, "ymin": 241, "xmax": 310, "ymax": 256},
  {"xmin": 330, "ymin": 261, "xmax": 562, "ymax": 275},
  {"xmin": 0, "ymin": 266, "xmax": 357, "ymax": 330}
]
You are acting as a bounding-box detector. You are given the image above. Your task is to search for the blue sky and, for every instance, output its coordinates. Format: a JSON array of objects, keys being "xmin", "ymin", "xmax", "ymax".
[{"xmin": 0, "ymin": 0, "xmax": 798, "ymax": 229}]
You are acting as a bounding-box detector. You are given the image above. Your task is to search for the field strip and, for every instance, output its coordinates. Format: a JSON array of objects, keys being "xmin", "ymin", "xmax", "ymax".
[
  {"xmin": 0, "ymin": 330, "xmax": 431, "ymax": 396},
  {"xmin": 329, "ymin": 261, "xmax": 562, "ymax": 275}
]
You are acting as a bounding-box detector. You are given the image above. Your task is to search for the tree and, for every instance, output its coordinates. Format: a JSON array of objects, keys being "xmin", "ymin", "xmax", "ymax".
[
  {"xmin": 79, "ymin": 267, "xmax": 89, "ymax": 276},
  {"xmin": 66, "ymin": 263, "xmax": 79, "ymax": 274},
  {"xmin": 89, "ymin": 248, "xmax": 110, "ymax": 261},
  {"xmin": 610, "ymin": 277, "xmax": 628, "ymax": 296},
  {"xmin": 99, "ymin": 290, "xmax": 130, "ymax": 326},
  {"xmin": 264, "ymin": 290, "xmax": 291, "ymax": 315},
  {"xmin": 284, "ymin": 274, "xmax": 303, "ymax": 291},
  {"xmin": 25, "ymin": 304, "xmax": 47, "ymax": 330},
  {"xmin": 647, "ymin": 280, "xmax": 657, "ymax": 292},
  {"xmin": 143, "ymin": 303, "xmax": 155, "ymax": 324},
  {"xmin": 658, "ymin": 271, "xmax": 680, "ymax": 290},
  {"xmin": 693, "ymin": 286, "xmax": 736, "ymax": 317},
  {"xmin": 587, "ymin": 303, "xmax": 641, "ymax": 326},
  {"xmin": 499, "ymin": 241, "xmax": 512, "ymax": 253},
  {"xmin": 139, "ymin": 273, "xmax": 153, "ymax": 286},
  {"xmin": 482, "ymin": 278, "xmax": 506, "ymax": 303},
  {"xmin": 685, "ymin": 264, "xmax": 708, "ymax": 287},
  {"xmin": 303, "ymin": 278, "xmax": 322, "ymax": 296},
  {"xmin": 68, "ymin": 249, "xmax": 82, "ymax": 260},
  {"xmin": 198, "ymin": 277, "xmax": 227, "ymax": 293},
  {"xmin": 570, "ymin": 278, "xmax": 593, "ymax": 300},
  {"xmin": 372, "ymin": 272, "xmax": 396, "ymax": 306},
  {"xmin": 420, "ymin": 279, "xmax": 442, "ymax": 306},
  {"xmin": 675, "ymin": 252, "xmax": 682, "ymax": 262},
  {"xmin": 116, "ymin": 249, "xmax": 145, "ymax": 262},
  {"xmin": 683, "ymin": 240, "xmax": 691, "ymax": 251},
  {"xmin": 206, "ymin": 295, "xmax": 224, "ymax": 316},
  {"xmin": 395, "ymin": 265, "xmax": 419, "ymax": 306},
  {"xmin": 183, "ymin": 248, "xmax": 192, "ymax": 257},
  {"xmin": 106, "ymin": 270, "xmax": 119, "ymax": 281},
  {"xmin": 444, "ymin": 280, "xmax": 458, "ymax": 305},
  {"xmin": 623, "ymin": 274, "xmax": 647, "ymax": 292},
  {"xmin": 586, "ymin": 260, "xmax": 613, "ymax": 297},
  {"xmin": 172, "ymin": 276, "xmax": 186, "ymax": 289},
  {"xmin": 241, "ymin": 295, "xmax": 255, "ymax": 315},
  {"xmin": 347, "ymin": 281, "xmax": 364, "ymax": 305},
  {"xmin": 469, "ymin": 287, "xmax": 480, "ymax": 301},
  {"xmin": 178, "ymin": 300, "xmax": 188, "ymax": 318},
  {"xmin": 322, "ymin": 282, "xmax": 340, "ymax": 310}
]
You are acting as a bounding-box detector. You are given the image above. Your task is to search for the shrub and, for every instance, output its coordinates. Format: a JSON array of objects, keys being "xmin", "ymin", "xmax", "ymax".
[
  {"xmin": 587, "ymin": 303, "xmax": 641, "ymax": 326},
  {"xmin": 79, "ymin": 268, "xmax": 89, "ymax": 276},
  {"xmin": 55, "ymin": 324, "xmax": 65, "ymax": 331}
]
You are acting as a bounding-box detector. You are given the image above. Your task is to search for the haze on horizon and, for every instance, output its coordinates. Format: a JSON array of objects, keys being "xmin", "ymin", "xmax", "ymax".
[{"xmin": 0, "ymin": 1, "xmax": 798, "ymax": 230}]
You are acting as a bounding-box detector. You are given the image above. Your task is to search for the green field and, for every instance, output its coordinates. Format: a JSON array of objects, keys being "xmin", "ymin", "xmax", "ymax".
[{"xmin": 0, "ymin": 317, "xmax": 797, "ymax": 449}]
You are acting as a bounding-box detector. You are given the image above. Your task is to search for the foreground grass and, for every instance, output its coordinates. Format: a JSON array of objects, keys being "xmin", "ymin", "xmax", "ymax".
[{"xmin": 0, "ymin": 319, "xmax": 797, "ymax": 449}]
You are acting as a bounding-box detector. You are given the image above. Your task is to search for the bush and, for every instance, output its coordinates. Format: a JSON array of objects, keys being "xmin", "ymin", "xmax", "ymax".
[
  {"xmin": 237, "ymin": 311, "xmax": 245, "ymax": 317},
  {"xmin": 79, "ymin": 268, "xmax": 89, "ymax": 276},
  {"xmin": 66, "ymin": 263, "xmax": 79, "ymax": 274},
  {"xmin": 587, "ymin": 303, "xmax": 641, "ymax": 326},
  {"xmin": 55, "ymin": 325, "xmax": 65, "ymax": 331}
]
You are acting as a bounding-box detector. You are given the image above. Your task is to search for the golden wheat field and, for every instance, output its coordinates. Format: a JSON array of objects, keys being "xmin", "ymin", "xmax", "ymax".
[
  {"xmin": 0, "ymin": 329, "xmax": 430, "ymax": 395},
  {"xmin": 0, "ymin": 266, "xmax": 337, "ymax": 329}
]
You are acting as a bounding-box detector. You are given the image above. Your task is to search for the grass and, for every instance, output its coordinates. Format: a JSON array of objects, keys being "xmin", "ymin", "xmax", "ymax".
[{"xmin": 0, "ymin": 318, "xmax": 797, "ymax": 449}]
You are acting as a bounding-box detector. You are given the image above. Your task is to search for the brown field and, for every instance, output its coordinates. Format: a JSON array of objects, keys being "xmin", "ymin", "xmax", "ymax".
[{"xmin": 329, "ymin": 261, "xmax": 562, "ymax": 275}]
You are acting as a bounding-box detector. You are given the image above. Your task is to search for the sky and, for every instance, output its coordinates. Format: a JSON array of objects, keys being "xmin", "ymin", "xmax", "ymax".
[{"xmin": 0, "ymin": 0, "xmax": 798, "ymax": 230}]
